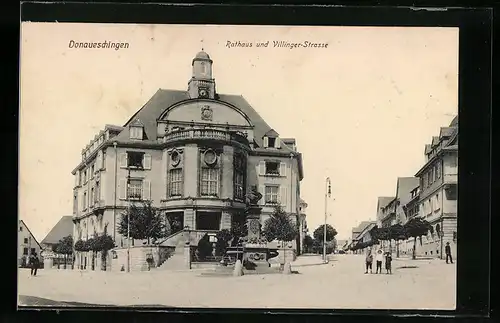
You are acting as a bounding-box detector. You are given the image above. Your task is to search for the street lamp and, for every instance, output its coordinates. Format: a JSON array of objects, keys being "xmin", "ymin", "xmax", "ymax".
[{"xmin": 323, "ymin": 177, "xmax": 332, "ymax": 263}]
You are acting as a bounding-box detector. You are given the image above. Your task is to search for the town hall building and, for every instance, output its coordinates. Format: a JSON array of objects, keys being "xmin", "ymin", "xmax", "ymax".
[{"xmin": 71, "ymin": 51, "xmax": 306, "ymax": 269}]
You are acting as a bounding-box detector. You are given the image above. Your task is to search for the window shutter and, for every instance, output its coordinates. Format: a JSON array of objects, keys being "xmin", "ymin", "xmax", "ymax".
[
  {"xmin": 259, "ymin": 161, "xmax": 266, "ymax": 175},
  {"xmin": 119, "ymin": 179, "xmax": 127, "ymax": 199},
  {"xmin": 143, "ymin": 154, "xmax": 152, "ymax": 170},
  {"xmin": 119, "ymin": 153, "xmax": 128, "ymax": 168},
  {"xmin": 274, "ymin": 137, "xmax": 280, "ymax": 148},
  {"xmin": 280, "ymin": 186, "xmax": 287, "ymax": 206},
  {"xmin": 279, "ymin": 162, "xmax": 287, "ymax": 177},
  {"xmin": 259, "ymin": 185, "xmax": 265, "ymax": 205},
  {"xmin": 263, "ymin": 137, "xmax": 269, "ymax": 148},
  {"xmin": 143, "ymin": 180, "xmax": 151, "ymax": 200}
]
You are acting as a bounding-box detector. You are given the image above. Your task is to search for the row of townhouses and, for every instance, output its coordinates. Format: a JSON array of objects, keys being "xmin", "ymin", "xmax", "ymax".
[
  {"xmin": 350, "ymin": 116, "xmax": 458, "ymax": 259},
  {"xmin": 70, "ymin": 51, "xmax": 308, "ymax": 270}
]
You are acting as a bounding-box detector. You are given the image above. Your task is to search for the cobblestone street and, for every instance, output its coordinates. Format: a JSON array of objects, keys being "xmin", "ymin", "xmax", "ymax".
[{"xmin": 18, "ymin": 254, "xmax": 456, "ymax": 310}]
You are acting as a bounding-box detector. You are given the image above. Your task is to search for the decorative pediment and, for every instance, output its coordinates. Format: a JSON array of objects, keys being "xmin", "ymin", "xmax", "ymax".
[
  {"xmin": 130, "ymin": 119, "xmax": 145, "ymax": 127},
  {"xmin": 264, "ymin": 129, "xmax": 279, "ymax": 138}
]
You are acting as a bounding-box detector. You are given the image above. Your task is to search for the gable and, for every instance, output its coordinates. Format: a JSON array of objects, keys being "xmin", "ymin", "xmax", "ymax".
[
  {"xmin": 161, "ymin": 100, "xmax": 252, "ymax": 127},
  {"xmin": 264, "ymin": 129, "xmax": 279, "ymax": 138},
  {"xmin": 41, "ymin": 216, "xmax": 74, "ymax": 245},
  {"xmin": 19, "ymin": 220, "xmax": 42, "ymax": 249}
]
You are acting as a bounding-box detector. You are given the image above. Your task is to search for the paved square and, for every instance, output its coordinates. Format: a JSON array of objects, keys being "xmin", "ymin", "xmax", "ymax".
[{"xmin": 18, "ymin": 254, "xmax": 456, "ymax": 309}]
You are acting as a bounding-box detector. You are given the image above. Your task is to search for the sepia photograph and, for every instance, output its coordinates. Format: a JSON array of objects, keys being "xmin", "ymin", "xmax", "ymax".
[{"xmin": 18, "ymin": 23, "xmax": 458, "ymax": 310}]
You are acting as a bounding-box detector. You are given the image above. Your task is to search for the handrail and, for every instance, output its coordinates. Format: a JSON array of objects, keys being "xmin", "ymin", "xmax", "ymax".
[{"xmin": 163, "ymin": 128, "xmax": 249, "ymax": 146}]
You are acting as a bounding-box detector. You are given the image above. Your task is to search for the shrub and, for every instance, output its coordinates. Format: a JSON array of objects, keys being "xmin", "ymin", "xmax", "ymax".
[{"xmin": 197, "ymin": 234, "xmax": 213, "ymax": 260}]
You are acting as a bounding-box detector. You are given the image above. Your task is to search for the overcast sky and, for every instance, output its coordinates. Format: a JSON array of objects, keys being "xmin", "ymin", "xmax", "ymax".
[{"xmin": 19, "ymin": 23, "xmax": 458, "ymax": 242}]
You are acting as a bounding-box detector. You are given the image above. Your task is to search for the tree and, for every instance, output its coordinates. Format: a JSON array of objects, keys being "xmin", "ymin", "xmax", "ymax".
[
  {"xmin": 86, "ymin": 236, "xmax": 98, "ymax": 270},
  {"xmin": 74, "ymin": 239, "xmax": 90, "ymax": 252},
  {"xmin": 313, "ymin": 224, "xmax": 338, "ymax": 245},
  {"xmin": 303, "ymin": 235, "xmax": 314, "ymax": 253},
  {"xmin": 312, "ymin": 239, "xmax": 322, "ymax": 254},
  {"xmin": 262, "ymin": 204, "xmax": 298, "ymax": 244},
  {"xmin": 54, "ymin": 235, "xmax": 73, "ymax": 269},
  {"xmin": 404, "ymin": 217, "xmax": 431, "ymax": 259},
  {"xmin": 389, "ymin": 223, "xmax": 407, "ymax": 258},
  {"xmin": 230, "ymin": 220, "xmax": 248, "ymax": 246},
  {"xmin": 215, "ymin": 229, "xmax": 232, "ymax": 256},
  {"xmin": 118, "ymin": 200, "xmax": 168, "ymax": 245},
  {"xmin": 197, "ymin": 234, "xmax": 213, "ymax": 260},
  {"xmin": 262, "ymin": 204, "xmax": 298, "ymax": 267},
  {"xmin": 94, "ymin": 224, "xmax": 116, "ymax": 270}
]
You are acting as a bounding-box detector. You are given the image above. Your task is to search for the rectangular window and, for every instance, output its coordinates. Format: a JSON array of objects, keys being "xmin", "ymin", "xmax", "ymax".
[
  {"xmin": 436, "ymin": 162, "xmax": 442, "ymax": 179},
  {"xmin": 23, "ymin": 248, "xmax": 28, "ymax": 255},
  {"xmin": 169, "ymin": 168, "xmax": 183, "ymax": 197},
  {"xmin": 24, "ymin": 238, "xmax": 28, "ymax": 244},
  {"xmin": 91, "ymin": 164, "xmax": 95, "ymax": 177},
  {"xmin": 127, "ymin": 151, "xmax": 145, "ymax": 168},
  {"xmin": 94, "ymin": 182, "xmax": 100, "ymax": 203},
  {"xmin": 128, "ymin": 179, "xmax": 143, "ymax": 199},
  {"xmin": 90, "ymin": 187, "xmax": 95, "ymax": 205},
  {"xmin": 265, "ymin": 161, "xmax": 280, "ymax": 175},
  {"xmin": 265, "ymin": 186, "xmax": 279, "ymax": 204},
  {"xmin": 267, "ymin": 137, "xmax": 276, "ymax": 148},
  {"xmin": 130, "ymin": 127, "xmax": 143, "ymax": 140},
  {"xmin": 19, "ymin": 226, "xmax": 23, "ymax": 232},
  {"xmin": 201, "ymin": 168, "xmax": 219, "ymax": 196},
  {"xmin": 84, "ymin": 170, "xmax": 87, "ymax": 183},
  {"xmin": 83, "ymin": 192, "xmax": 87, "ymax": 209},
  {"xmin": 102, "ymin": 151, "xmax": 107, "ymax": 169},
  {"xmin": 73, "ymin": 194, "xmax": 78, "ymax": 213},
  {"xmin": 31, "ymin": 248, "xmax": 36, "ymax": 255},
  {"xmin": 234, "ymin": 172, "xmax": 244, "ymax": 200}
]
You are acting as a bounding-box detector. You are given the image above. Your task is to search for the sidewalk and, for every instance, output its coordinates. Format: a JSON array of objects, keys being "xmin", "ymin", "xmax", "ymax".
[{"xmin": 291, "ymin": 254, "xmax": 329, "ymax": 267}]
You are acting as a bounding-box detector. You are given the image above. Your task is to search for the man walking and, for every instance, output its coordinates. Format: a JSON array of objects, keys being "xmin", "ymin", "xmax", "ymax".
[
  {"xmin": 445, "ymin": 242, "xmax": 453, "ymax": 264},
  {"xmin": 29, "ymin": 252, "xmax": 40, "ymax": 276}
]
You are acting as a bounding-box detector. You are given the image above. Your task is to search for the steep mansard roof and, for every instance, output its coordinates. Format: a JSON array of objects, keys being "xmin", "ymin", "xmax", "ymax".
[{"xmin": 113, "ymin": 89, "xmax": 294, "ymax": 152}]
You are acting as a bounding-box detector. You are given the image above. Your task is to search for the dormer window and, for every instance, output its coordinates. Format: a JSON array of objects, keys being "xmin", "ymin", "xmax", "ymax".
[
  {"xmin": 130, "ymin": 127, "xmax": 143, "ymax": 140},
  {"xmin": 129, "ymin": 119, "xmax": 144, "ymax": 140},
  {"xmin": 263, "ymin": 129, "xmax": 280, "ymax": 148}
]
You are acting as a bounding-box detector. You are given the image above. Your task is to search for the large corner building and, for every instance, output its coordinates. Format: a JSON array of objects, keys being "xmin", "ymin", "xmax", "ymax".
[{"xmin": 71, "ymin": 51, "xmax": 306, "ymax": 266}]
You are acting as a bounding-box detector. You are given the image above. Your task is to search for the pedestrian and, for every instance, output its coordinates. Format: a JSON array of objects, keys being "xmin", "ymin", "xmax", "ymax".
[
  {"xmin": 385, "ymin": 251, "xmax": 393, "ymax": 274},
  {"xmin": 29, "ymin": 252, "xmax": 40, "ymax": 276},
  {"xmin": 364, "ymin": 247, "xmax": 373, "ymax": 274},
  {"xmin": 375, "ymin": 248, "xmax": 384, "ymax": 274},
  {"xmin": 445, "ymin": 242, "xmax": 453, "ymax": 264}
]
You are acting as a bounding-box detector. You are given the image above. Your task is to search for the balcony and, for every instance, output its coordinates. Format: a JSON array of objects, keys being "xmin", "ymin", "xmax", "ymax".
[{"xmin": 163, "ymin": 128, "xmax": 249, "ymax": 146}]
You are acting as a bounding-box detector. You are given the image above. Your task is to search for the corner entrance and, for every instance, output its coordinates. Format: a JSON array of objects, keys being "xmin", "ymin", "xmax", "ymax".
[{"xmin": 196, "ymin": 211, "xmax": 222, "ymax": 231}]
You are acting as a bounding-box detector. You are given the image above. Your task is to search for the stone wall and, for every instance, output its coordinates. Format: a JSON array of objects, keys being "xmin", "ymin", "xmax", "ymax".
[{"xmin": 110, "ymin": 246, "xmax": 172, "ymax": 272}]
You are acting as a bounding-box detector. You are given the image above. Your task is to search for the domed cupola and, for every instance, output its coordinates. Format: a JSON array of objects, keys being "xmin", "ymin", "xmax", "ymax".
[{"xmin": 188, "ymin": 50, "xmax": 216, "ymax": 99}]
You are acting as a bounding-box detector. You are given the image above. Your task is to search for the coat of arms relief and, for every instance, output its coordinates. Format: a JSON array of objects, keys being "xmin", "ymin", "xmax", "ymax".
[{"xmin": 201, "ymin": 105, "xmax": 213, "ymax": 121}]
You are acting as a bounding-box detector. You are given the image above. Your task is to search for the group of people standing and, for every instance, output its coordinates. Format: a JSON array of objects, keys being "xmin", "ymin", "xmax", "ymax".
[{"xmin": 364, "ymin": 247, "xmax": 392, "ymax": 274}]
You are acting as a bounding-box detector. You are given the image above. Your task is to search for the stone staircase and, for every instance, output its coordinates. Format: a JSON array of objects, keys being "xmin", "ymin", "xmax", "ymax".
[{"xmin": 157, "ymin": 243, "xmax": 187, "ymax": 270}]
